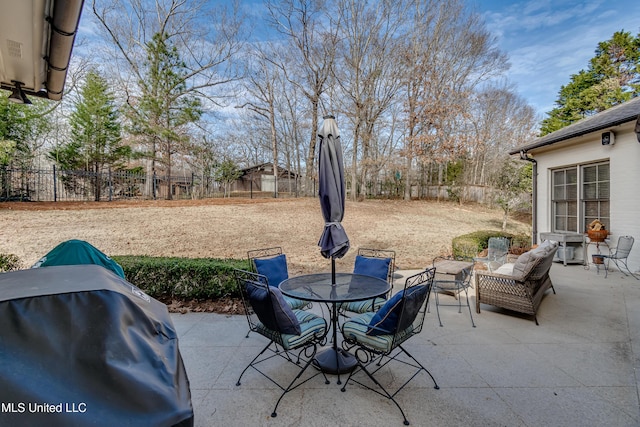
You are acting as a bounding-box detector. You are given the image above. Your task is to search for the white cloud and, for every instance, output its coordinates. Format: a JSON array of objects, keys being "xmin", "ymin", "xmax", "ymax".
[{"xmin": 479, "ymin": 0, "xmax": 640, "ymax": 116}]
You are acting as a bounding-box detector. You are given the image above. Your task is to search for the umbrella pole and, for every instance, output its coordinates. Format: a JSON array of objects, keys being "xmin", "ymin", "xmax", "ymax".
[{"xmin": 331, "ymin": 257, "xmax": 336, "ymax": 285}]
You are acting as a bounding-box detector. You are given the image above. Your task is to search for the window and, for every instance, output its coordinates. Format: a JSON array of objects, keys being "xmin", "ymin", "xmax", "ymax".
[
  {"xmin": 551, "ymin": 162, "xmax": 609, "ymax": 233},
  {"xmin": 582, "ymin": 163, "xmax": 610, "ymax": 231},
  {"xmin": 552, "ymin": 168, "xmax": 577, "ymax": 232}
]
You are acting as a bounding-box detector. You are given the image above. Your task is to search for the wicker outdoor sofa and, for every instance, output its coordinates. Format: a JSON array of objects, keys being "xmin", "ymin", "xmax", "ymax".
[{"xmin": 475, "ymin": 240, "xmax": 559, "ymax": 325}]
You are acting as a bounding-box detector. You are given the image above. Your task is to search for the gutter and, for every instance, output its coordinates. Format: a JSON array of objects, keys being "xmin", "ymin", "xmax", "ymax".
[
  {"xmin": 45, "ymin": 0, "xmax": 85, "ymax": 101},
  {"xmin": 520, "ymin": 150, "xmax": 537, "ymax": 245}
]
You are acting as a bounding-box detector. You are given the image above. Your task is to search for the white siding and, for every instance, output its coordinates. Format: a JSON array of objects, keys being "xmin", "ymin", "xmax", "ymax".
[{"xmin": 531, "ymin": 122, "xmax": 640, "ymax": 273}]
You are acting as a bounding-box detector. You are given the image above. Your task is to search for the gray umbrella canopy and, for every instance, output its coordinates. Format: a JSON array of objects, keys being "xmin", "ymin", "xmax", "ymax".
[{"xmin": 317, "ymin": 115, "xmax": 350, "ymax": 260}]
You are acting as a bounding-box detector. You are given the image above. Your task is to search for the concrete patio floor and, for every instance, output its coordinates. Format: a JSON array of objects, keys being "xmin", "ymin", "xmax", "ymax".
[{"xmin": 172, "ymin": 263, "xmax": 640, "ymax": 427}]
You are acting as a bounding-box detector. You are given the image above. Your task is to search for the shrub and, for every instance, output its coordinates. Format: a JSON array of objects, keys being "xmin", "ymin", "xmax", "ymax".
[
  {"xmin": 112, "ymin": 256, "xmax": 250, "ymax": 300},
  {"xmin": 0, "ymin": 253, "xmax": 22, "ymax": 272},
  {"xmin": 451, "ymin": 230, "xmax": 530, "ymax": 258}
]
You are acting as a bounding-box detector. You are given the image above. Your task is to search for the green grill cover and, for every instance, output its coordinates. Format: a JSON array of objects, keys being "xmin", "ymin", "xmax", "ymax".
[{"xmin": 32, "ymin": 239, "xmax": 125, "ymax": 279}]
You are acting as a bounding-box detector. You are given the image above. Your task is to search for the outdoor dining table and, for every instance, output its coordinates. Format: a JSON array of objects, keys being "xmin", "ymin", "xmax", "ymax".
[{"xmin": 279, "ymin": 273, "xmax": 390, "ymax": 381}]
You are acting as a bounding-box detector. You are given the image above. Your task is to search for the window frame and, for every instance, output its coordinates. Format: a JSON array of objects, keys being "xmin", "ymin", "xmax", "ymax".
[{"xmin": 551, "ymin": 161, "xmax": 610, "ymax": 233}]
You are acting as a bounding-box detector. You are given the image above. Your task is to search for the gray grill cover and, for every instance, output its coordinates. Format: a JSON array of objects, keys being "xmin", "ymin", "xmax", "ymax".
[{"xmin": 0, "ymin": 265, "xmax": 193, "ymax": 427}]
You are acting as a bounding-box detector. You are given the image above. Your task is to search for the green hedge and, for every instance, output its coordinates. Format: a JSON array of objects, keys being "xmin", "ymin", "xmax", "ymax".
[
  {"xmin": 451, "ymin": 230, "xmax": 531, "ymax": 258},
  {"xmin": 112, "ymin": 256, "xmax": 250, "ymax": 300},
  {"xmin": 0, "ymin": 253, "xmax": 22, "ymax": 272}
]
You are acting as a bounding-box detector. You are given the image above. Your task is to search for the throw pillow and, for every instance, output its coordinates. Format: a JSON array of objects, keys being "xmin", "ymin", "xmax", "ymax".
[
  {"xmin": 531, "ymin": 239, "xmax": 552, "ymax": 255},
  {"xmin": 367, "ymin": 285, "xmax": 427, "ymax": 336},
  {"xmin": 353, "ymin": 255, "xmax": 391, "ymax": 282},
  {"xmin": 512, "ymin": 250, "xmax": 541, "ymax": 280},
  {"xmin": 254, "ymin": 254, "xmax": 289, "ymax": 287},
  {"xmin": 245, "ymin": 281, "xmax": 301, "ymax": 335}
]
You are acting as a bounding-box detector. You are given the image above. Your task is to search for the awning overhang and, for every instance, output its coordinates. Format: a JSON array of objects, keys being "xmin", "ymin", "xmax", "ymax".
[{"xmin": 0, "ymin": 0, "xmax": 84, "ymax": 102}]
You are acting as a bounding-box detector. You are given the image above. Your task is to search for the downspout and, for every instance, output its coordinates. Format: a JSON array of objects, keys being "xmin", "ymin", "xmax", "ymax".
[
  {"xmin": 520, "ymin": 150, "xmax": 538, "ymax": 245},
  {"xmin": 46, "ymin": 0, "xmax": 85, "ymax": 101}
]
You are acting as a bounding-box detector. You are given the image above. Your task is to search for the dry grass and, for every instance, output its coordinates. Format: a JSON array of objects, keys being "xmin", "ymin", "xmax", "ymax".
[{"xmin": 0, "ymin": 197, "xmax": 530, "ymax": 275}]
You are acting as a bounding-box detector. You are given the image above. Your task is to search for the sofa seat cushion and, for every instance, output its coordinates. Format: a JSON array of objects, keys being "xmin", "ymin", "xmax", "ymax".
[{"xmin": 493, "ymin": 263, "xmax": 515, "ymax": 275}]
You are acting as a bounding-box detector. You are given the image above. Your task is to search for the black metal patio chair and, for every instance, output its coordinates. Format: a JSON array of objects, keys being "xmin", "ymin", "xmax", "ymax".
[
  {"xmin": 599, "ymin": 235, "xmax": 639, "ymax": 279},
  {"xmin": 339, "ymin": 248, "xmax": 395, "ymax": 316},
  {"xmin": 234, "ymin": 269, "xmax": 329, "ymax": 418},
  {"xmin": 247, "ymin": 247, "xmax": 310, "ymax": 310},
  {"xmin": 340, "ymin": 268, "xmax": 439, "ymax": 426},
  {"xmin": 430, "ymin": 255, "xmax": 476, "ymax": 327}
]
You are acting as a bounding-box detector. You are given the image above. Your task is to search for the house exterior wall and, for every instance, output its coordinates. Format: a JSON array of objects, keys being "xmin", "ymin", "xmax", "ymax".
[{"xmin": 531, "ymin": 121, "xmax": 640, "ymax": 273}]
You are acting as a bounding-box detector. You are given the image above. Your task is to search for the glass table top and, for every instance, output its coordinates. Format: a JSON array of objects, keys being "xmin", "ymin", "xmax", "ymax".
[{"xmin": 279, "ymin": 273, "xmax": 390, "ymax": 303}]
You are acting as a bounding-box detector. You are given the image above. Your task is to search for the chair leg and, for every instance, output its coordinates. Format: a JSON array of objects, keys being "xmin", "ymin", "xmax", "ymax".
[
  {"xmin": 235, "ymin": 341, "xmax": 272, "ymax": 386},
  {"xmin": 341, "ymin": 358, "xmax": 412, "ymax": 425},
  {"xmin": 340, "ymin": 346, "xmax": 439, "ymax": 426},
  {"xmin": 462, "ymin": 289, "xmax": 476, "ymax": 328},
  {"xmin": 271, "ymin": 352, "xmax": 317, "ymax": 418},
  {"xmin": 613, "ymin": 259, "xmax": 640, "ymax": 280},
  {"xmin": 433, "ymin": 288, "xmax": 443, "ymax": 327}
]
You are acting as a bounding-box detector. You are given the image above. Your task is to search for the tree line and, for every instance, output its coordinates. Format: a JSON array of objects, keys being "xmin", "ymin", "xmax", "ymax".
[{"xmin": 1, "ymin": 0, "xmax": 638, "ymax": 210}]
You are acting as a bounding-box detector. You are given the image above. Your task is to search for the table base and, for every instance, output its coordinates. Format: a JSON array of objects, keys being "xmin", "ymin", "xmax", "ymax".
[{"xmin": 312, "ymin": 347, "xmax": 357, "ymax": 375}]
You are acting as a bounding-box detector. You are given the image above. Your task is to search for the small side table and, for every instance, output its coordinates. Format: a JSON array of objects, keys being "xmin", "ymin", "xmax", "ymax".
[{"xmin": 539, "ymin": 232, "xmax": 585, "ymax": 266}]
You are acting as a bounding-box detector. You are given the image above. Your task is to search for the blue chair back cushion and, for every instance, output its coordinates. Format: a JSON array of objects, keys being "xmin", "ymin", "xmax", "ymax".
[
  {"xmin": 367, "ymin": 285, "xmax": 428, "ymax": 336},
  {"xmin": 353, "ymin": 255, "xmax": 391, "ymax": 282},
  {"xmin": 254, "ymin": 254, "xmax": 289, "ymax": 287},
  {"xmin": 245, "ymin": 282, "xmax": 301, "ymax": 335}
]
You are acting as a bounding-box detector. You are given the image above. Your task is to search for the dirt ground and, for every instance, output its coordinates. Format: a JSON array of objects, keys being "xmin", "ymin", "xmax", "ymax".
[{"xmin": 0, "ymin": 197, "xmax": 530, "ymax": 312}]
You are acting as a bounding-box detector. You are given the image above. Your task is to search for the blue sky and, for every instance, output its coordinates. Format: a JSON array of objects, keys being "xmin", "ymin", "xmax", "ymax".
[
  {"xmin": 475, "ymin": 0, "xmax": 640, "ymax": 119},
  {"xmin": 80, "ymin": 0, "xmax": 640, "ymax": 122}
]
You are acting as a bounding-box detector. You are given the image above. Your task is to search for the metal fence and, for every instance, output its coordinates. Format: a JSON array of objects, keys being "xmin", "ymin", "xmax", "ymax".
[
  {"xmin": 0, "ymin": 167, "xmax": 200, "ymax": 201},
  {"xmin": 1, "ymin": 166, "xmax": 497, "ymax": 204},
  {"xmin": 0, "ymin": 166, "xmax": 311, "ymax": 202}
]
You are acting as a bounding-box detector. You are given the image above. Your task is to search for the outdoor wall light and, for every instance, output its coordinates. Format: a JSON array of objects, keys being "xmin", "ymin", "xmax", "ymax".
[
  {"xmin": 601, "ymin": 130, "xmax": 615, "ymax": 146},
  {"xmin": 7, "ymin": 81, "xmax": 32, "ymax": 105},
  {"xmin": 635, "ymin": 114, "xmax": 640, "ymax": 143}
]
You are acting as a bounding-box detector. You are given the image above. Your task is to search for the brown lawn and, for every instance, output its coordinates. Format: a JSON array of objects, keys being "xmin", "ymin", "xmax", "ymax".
[{"xmin": 0, "ymin": 197, "xmax": 530, "ymax": 275}]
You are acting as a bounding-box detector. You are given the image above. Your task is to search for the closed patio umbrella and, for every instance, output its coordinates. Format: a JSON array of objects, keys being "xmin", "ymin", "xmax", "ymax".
[
  {"xmin": 317, "ymin": 115, "xmax": 350, "ymax": 275},
  {"xmin": 316, "ymin": 115, "xmax": 354, "ymax": 376}
]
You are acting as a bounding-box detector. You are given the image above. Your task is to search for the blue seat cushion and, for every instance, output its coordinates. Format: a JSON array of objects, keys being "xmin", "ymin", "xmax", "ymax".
[
  {"xmin": 367, "ymin": 285, "xmax": 428, "ymax": 336},
  {"xmin": 353, "ymin": 255, "xmax": 391, "ymax": 281},
  {"xmin": 246, "ymin": 282, "xmax": 301, "ymax": 335},
  {"xmin": 254, "ymin": 254, "xmax": 288, "ymax": 287}
]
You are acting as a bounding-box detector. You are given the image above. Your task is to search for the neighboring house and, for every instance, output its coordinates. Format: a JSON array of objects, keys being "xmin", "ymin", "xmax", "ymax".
[
  {"xmin": 234, "ymin": 163, "xmax": 300, "ymax": 194},
  {"xmin": 509, "ymin": 96, "xmax": 640, "ymax": 273}
]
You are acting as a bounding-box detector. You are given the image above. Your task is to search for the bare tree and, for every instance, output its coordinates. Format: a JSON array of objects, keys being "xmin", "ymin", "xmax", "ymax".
[
  {"xmin": 266, "ymin": 0, "xmax": 340, "ymax": 191},
  {"xmin": 466, "ymin": 83, "xmax": 538, "ymax": 187},
  {"xmin": 237, "ymin": 43, "xmax": 284, "ymax": 197},
  {"xmin": 400, "ymin": 0, "xmax": 508, "ymax": 200},
  {"xmin": 91, "ymin": 0, "xmax": 245, "ymax": 198},
  {"xmin": 333, "ymin": 0, "xmax": 407, "ymax": 200}
]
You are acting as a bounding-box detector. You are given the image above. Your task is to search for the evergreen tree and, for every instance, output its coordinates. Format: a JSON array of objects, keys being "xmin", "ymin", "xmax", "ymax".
[
  {"xmin": 214, "ymin": 159, "xmax": 242, "ymax": 198},
  {"xmin": 0, "ymin": 96, "xmax": 50, "ymax": 168},
  {"xmin": 126, "ymin": 32, "xmax": 202, "ymax": 200},
  {"xmin": 50, "ymin": 70, "xmax": 129, "ymax": 200},
  {"xmin": 540, "ymin": 31, "xmax": 640, "ymax": 135}
]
